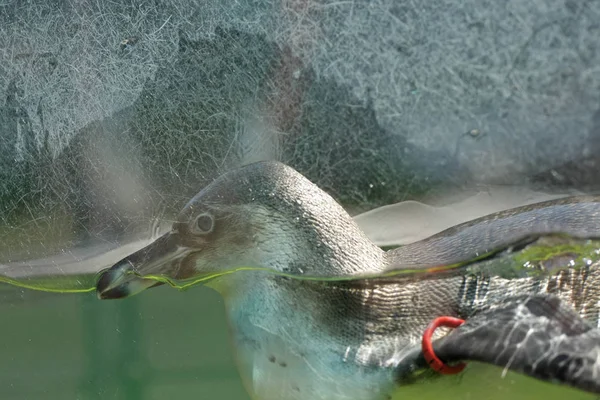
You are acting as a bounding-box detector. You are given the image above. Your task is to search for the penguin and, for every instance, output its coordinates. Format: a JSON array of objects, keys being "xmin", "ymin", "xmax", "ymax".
[{"xmin": 97, "ymin": 161, "xmax": 600, "ymax": 399}]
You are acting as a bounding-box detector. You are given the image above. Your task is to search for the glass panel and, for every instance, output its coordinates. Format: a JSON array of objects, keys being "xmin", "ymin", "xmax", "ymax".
[{"xmin": 1, "ymin": 1, "xmax": 599, "ymax": 399}]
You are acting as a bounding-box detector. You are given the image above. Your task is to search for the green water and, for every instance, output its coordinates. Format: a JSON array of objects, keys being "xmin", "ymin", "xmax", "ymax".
[
  {"xmin": 0, "ymin": 286, "xmax": 246, "ymax": 399},
  {"xmin": 1, "ymin": 283, "xmax": 596, "ymax": 400}
]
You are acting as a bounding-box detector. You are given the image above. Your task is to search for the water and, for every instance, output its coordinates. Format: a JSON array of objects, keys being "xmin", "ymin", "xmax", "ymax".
[
  {"xmin": 0, "ymin": 285, "xmax": 246, "ymax": 399},
  {"xmin": 0, "ymin": 283, "xmax": 595, "ymax": 400}
]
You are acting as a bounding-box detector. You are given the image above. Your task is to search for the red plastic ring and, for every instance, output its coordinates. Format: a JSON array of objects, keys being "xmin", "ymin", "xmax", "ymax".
[{"xmin": 422, "ymin": 316, "xmax": 467, "ymax": 375}]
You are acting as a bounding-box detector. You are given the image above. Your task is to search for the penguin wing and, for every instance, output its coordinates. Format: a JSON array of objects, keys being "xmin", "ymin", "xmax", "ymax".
[
  {"xmin": 396, "ymin": 294, "xmax": 600, "ymax": 395},
  {"xmin": 385, "ymin": 196, "xmax": 600, "ymax": 269}
]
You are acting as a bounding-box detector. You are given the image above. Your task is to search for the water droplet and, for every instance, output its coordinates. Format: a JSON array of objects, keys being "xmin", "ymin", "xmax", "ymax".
[
  {"xmin": 269, "ymin": 192, "xmax": 275, "ymax": 197},
  {"xmin": 369, "ymin": 183, "xmax": 374, "ymax": 188},
  {"xmin": 295, "ymin": 217, "xmax": 300, "ymax": 222},
  {"xmin": 296, "ymin": 199, "xmax": 302, "ymax": 205}
]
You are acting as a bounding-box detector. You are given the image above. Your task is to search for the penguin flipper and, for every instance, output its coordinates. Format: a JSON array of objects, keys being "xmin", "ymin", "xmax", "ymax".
[{"xmin": 396, "ymin": 294, "xmax": 600, "ymax": 395}]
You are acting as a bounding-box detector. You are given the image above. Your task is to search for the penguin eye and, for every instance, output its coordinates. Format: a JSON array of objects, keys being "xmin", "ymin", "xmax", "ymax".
[{"xmin": 192, "ymin": 213, "xmax": 214, "ymax": 234}]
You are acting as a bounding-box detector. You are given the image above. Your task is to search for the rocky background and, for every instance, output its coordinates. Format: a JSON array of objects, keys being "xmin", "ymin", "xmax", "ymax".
[{"xmin": 1, "ymin": 0, "xmax": 600, "ymax": 260}]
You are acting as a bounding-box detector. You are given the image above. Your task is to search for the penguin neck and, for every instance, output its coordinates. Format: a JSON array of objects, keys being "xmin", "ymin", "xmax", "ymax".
[
  {"xmin": 204, "ymin": 215, "xmax": 386, "ymax": 301},
  {"xmin": 206, "ymin": 235, "xmax": 386, "ymax": 298}
]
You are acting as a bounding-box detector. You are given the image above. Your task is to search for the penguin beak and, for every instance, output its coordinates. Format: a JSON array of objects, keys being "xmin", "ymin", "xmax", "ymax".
[{"xmin": 96, "ymin": 232, "xmax": 188, "ymax": 299}]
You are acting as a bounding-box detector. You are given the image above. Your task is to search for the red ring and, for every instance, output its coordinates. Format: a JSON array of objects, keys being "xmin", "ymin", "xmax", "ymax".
[{"xmin": 422, "ymin": 316, "xmax": 467, "ymax": 375}]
